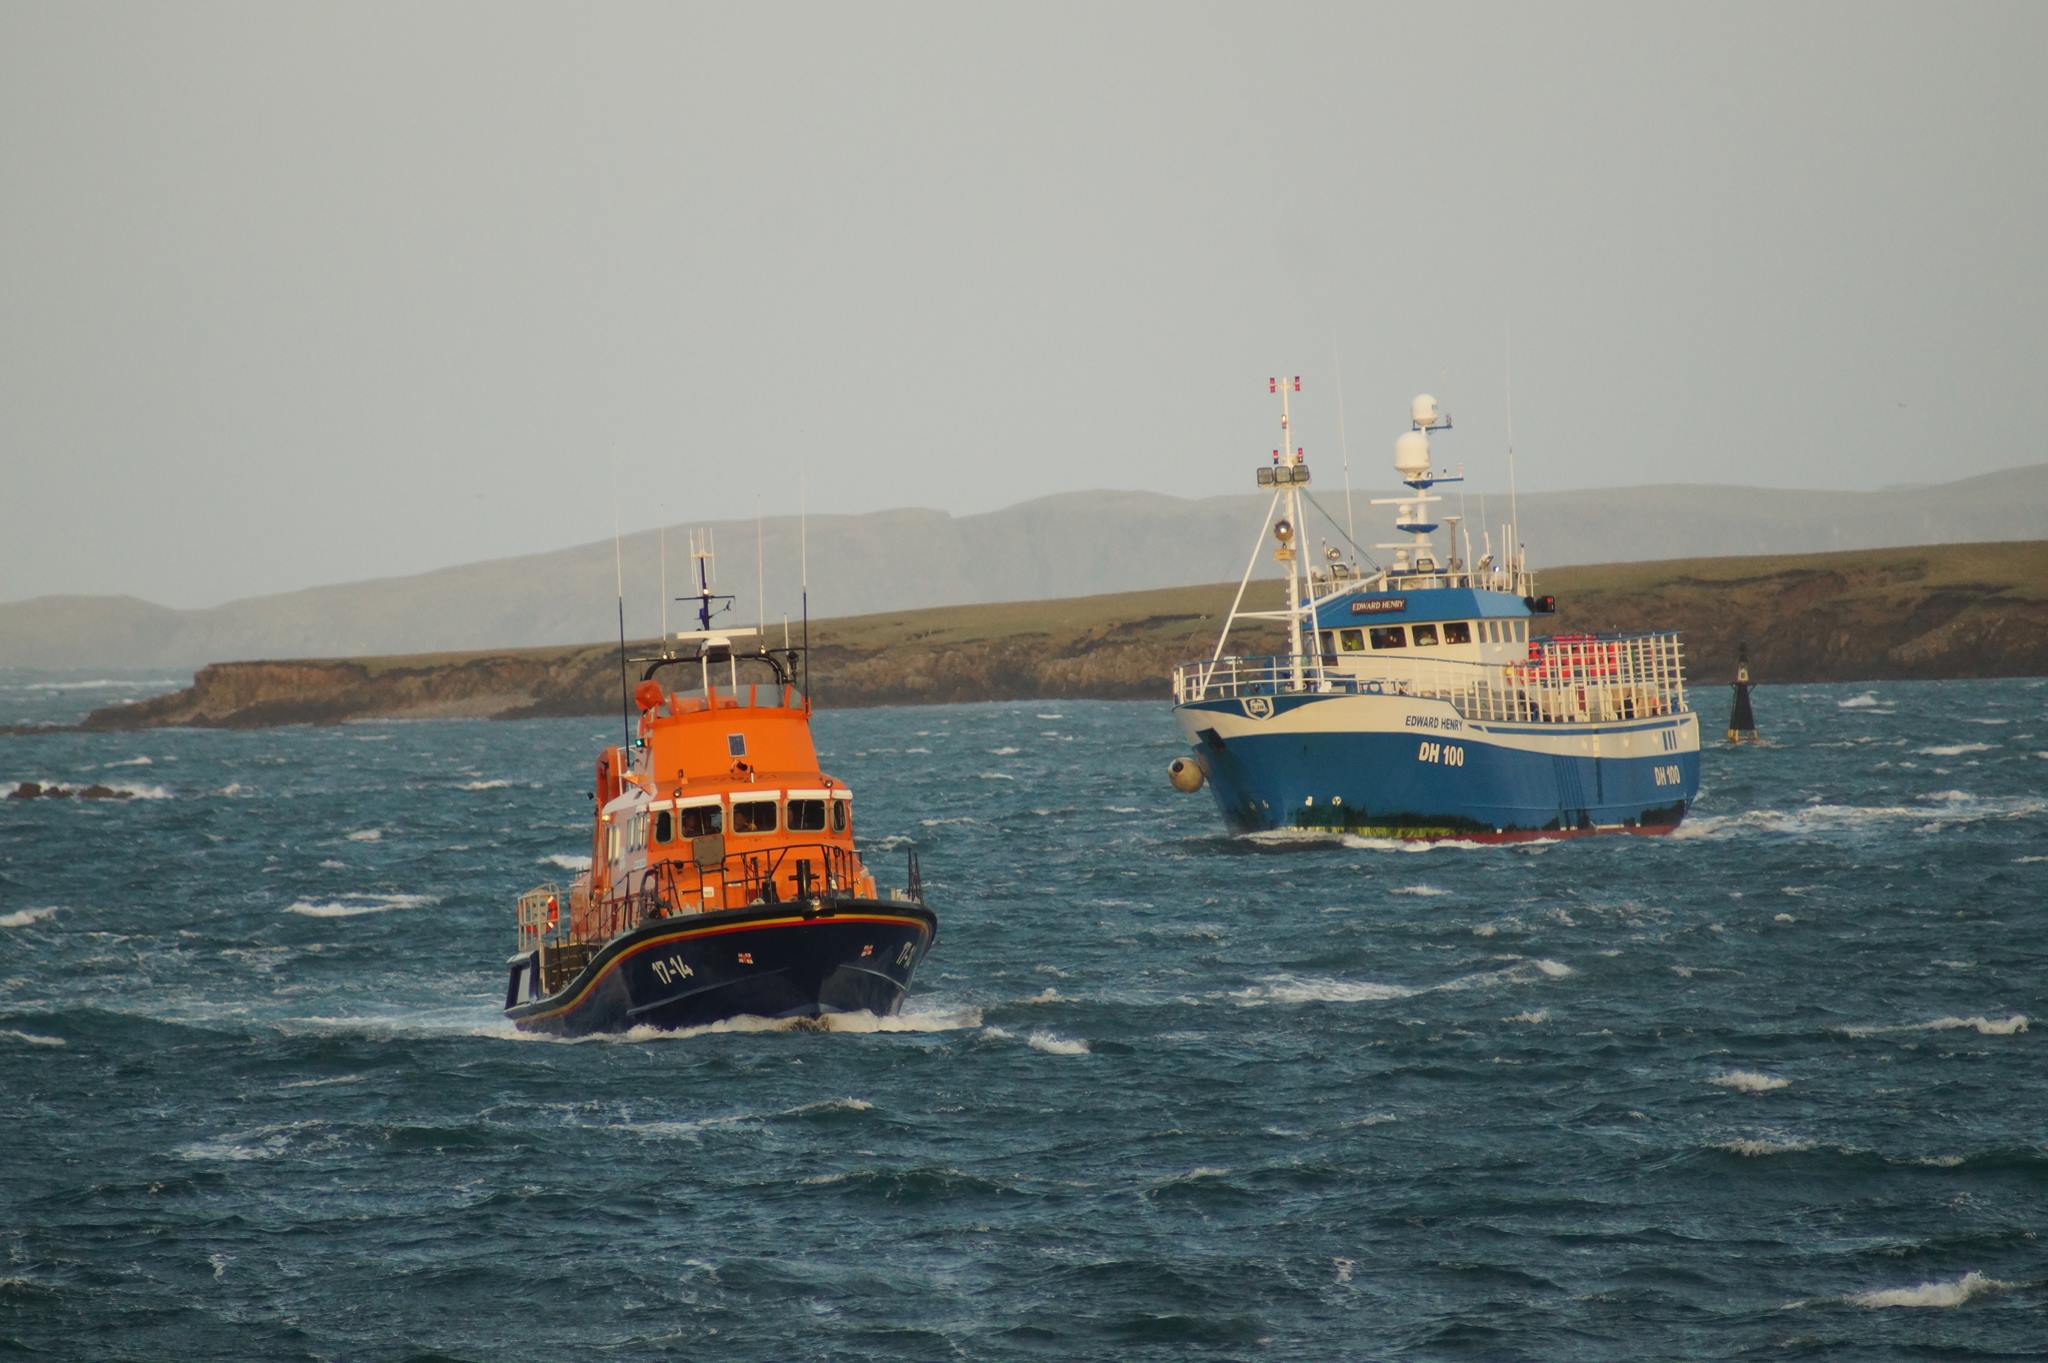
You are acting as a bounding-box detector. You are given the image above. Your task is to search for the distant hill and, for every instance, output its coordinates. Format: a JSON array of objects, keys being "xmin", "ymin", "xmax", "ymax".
[
  {"xmin": 72, "ymin": 540, "xmax": 2048, "ymax": 729},
  {"xmin": 6, "ymin": 465, "xmax": 2045, "ymax": 669}
]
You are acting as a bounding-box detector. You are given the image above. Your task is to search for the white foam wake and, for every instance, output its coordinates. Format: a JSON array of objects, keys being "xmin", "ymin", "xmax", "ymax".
[{"xmin": 540, "ymin": 853, "xmax": 591, "ymax": 871}]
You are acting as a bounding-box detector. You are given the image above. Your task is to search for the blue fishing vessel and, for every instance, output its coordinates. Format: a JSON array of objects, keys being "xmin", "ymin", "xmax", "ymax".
[{"xmin": 1168, "ymin": 380, "xmax": 1701, "ymax": 840}]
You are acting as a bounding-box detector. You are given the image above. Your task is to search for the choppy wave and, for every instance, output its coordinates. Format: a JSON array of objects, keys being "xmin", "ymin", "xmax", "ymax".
[
  {"xmin": 102, "ymin": 755, "xmax": 155, "ymax": 767},
  {"xmin": 0, "ymin": 907, "xmax": 59, "ymax": 929},
  {"xmin": 1916, "ymin": 743, "xmax": 1994, "ymax": 757},
  {"xmin": 540, "ymin": 853, "xmax": 590, "ymax": 871},
  {"xmin": 1850, "ymin": 1270, "xmax": 2015, "ymax": 1309},
  {"xmin": 1838, "ymin": 692, "xmax": 1885, "ymax": 709},
  {"xmin": 1840, "ymin": 1014, "xmax": 2028, "ymax": 1037},
  {"xmin": 1392, "ymin": 884, "xmax": 1452, "ymax": 897},
  {"xmin": 284, "ymin": 893, "xmax": 437, "ymax": 919},
  {"xmin": 0, "ymin": 1028, "xmax": 65, "ymax": 1047},
  {"xmin": 345, "ymin": 829, "xmax": 383, "ymax": 842},
  {"xmin": 459, "ymin": 779, "xmax": 514, "ymax": 791},
  {"xmin": 23, "ymin": 677, "xmax": 180, "ymax": 691},
  {"xmin": 1714, "ymin": 1136, "xmax": 1819, "ymax": 1157},
  {"xmin": 1238, "ymin": 958, "xmax": 1572, "ymax": 1006},
  {"xmin": 1025, "ymin": 1030, "xmax": 1090, "ymax": 1055},
  {"xmin": 1710, "ymin": 1070, "xmax": 1790, "ymax": 1093}
]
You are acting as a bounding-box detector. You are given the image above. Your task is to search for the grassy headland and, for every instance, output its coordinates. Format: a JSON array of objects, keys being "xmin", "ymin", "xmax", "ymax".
[{"xmin": 77, "ymin": 540, "xmax": 2048, "ymax": 728}]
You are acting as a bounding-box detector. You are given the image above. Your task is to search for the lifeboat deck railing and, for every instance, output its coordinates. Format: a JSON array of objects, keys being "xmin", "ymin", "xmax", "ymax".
[
  {"xmin": 537, "ymin": 840, "xmax": 927, "ymax": 949},
  {"xmin": 1173, "ymin": 630, "xmax": 1691, "ymax": 725}
]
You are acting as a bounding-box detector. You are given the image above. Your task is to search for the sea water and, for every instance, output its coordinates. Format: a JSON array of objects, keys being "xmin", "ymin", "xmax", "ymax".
[{"xmin": 1, "ymin": 672, "xmax": 2043, "ymax": 1361}]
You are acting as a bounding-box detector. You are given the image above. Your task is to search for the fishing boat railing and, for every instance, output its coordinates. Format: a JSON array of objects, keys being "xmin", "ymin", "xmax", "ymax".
[{"xmin": 1173, "ymin": 631, "xmax": 1690, "ymax": 724}]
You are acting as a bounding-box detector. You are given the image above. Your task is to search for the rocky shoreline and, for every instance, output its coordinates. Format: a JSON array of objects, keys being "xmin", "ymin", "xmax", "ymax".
[{"xmin": 52, "ymin": 540, "xmax": 2048, "ymax": 730}]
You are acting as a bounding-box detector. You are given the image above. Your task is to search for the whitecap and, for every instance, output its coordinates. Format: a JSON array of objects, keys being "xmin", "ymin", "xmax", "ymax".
[
  {"xmin": 1714, "ymin": 1136, "xmax": 1817, "ymax": 1157},
  {"xmin": 0, "ymin": 907, "xmax": 58, "ymax": 929},
  {"xmin": 919, "ymin": 816, "xmax": 979, "ymax": 827},
  {"xmin": 1840, "ymin": 1014, "xmax": 2027, "ymax": 1037},
  {"xmin": 976, "ymin": 771, "xmax": 1015, "ymax": 781},
  {"xmin": 285, "ymin": 893, "xmax": 436, "ymax": 919},
  {"xmin": 1391, "ymin": 884, "xmax": 1451, "ymax": 897},
  {"xmin": 459, "ymin": 779, "xmax": 513, "ymax": 791},
  {"xmin": 102, "ymin": 755, "xmax": 154, "ymax": 768},
  {"xmin": 1838, "ymin": 692, "xmax": 1884, "ymax": 709},
  {"xmin": 1852, "ymin": 1270, "xmax": 2013, "ymax": 1309},
  {"xmin": 541, "ymin": 853, "xmax": 591, "ymax": 871},
  {"xmin": 25, "ymin": 677, "xmax": 179, "ymax": 691},
  {"xmin": 1915, "ymin": 743, "xmax": 1993, "ymax": 757},
  {"xmin": 1710, "ymin": 1070, "xmax": 1790, "ymax": 1093},
  {"xmin": 280, "ymin": 1075, "xmax": 366, "ymax": 1090},
  {"xmin": 0, "ymin": 1029, "xmax": 64, "ymax": 1048},
  {"xmin": 345, "ymin": 829, "xmax": 382, "ymax": 842},
  {"xmin": 1026, "ymin": 1030, "xmax": 1089, "ymax": 1056},
  {"xmin": 990, "ymin": 746, "xmax": 1021, "ymax": 756},
  {"xmin": 1503, "ymin": 1009, "xmax": 1549, "ymax": 1024},
  {"xmin": 904, "ymin": 747, "xmax": 932, "ymax": 755}
]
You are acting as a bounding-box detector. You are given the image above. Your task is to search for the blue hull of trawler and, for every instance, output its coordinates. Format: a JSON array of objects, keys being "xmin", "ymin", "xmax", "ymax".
[{"xmin": 1177, "ymin": 696, "xmax": 1700, "ymax": 839}]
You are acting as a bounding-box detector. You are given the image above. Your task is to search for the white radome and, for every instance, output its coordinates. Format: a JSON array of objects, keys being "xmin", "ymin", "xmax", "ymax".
[
  {"xmin": 1411, "ymin": 394, "xmax": 1440, "ymax": 427},
  {"xmin": 1394, "ymin": 430, "xmax": 1431, "ymax": 477}
]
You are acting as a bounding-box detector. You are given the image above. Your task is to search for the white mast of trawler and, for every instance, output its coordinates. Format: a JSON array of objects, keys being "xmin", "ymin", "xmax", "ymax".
[{"xmin": 1371, "ymin": 394, "xmax": 1460, "ymax": 586}]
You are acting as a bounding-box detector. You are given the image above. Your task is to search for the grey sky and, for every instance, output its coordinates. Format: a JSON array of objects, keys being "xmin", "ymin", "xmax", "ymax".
[{"xmin": 2, "ymin": 0, "xmax": 2041, "ymax": 609}]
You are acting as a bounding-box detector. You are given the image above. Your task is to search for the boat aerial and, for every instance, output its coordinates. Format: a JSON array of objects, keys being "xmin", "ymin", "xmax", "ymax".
[
  {"xmin": 1167, "ymin": 378, "xmax": 1701, "ymax": 840},
  {"xmin": 505, "ymin": 538, "xmax": 937, "ymax": 1036}
]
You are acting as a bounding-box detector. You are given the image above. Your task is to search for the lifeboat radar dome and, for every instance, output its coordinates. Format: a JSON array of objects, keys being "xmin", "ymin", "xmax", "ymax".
[
  {"xmin": 1411, "ymin": 394, "xmax": 1440, "ymax": 428},
  {"xmin": 1394, "ymin": 430, "xmax": 1431, "ymax": 478}
]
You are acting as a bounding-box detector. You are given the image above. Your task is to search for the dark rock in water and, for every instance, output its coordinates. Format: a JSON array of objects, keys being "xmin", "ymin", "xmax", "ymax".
[
  {"xmin": 7, "ymin": 781, "xmax": 42, "ymax": 799},
  {"xmin": 42, "ymin": 785, "xmax": 73, "ymax": 799},
  {"xmin": 77, "ymin": 784, "xmax": 131, "ymax": 800}
]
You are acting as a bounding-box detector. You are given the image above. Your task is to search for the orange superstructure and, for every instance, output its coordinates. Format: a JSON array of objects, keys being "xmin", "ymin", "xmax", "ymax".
[{"xmin": 540, "ymin": 638, "xmax": 883, "ymax": 952}]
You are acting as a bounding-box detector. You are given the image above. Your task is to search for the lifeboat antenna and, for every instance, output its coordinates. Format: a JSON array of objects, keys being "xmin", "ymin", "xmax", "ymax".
[
  {"xmin": 659, "ymin": 524, "xmax": 669, "ymax": 644},
  {"xmin": 800, "ymin": 471, "xmax": 810, "ymax": 707},
  {"xmin": 613, "ymin": 509, "xmax": 630, "ymax": 749},
  {"xmin": 688, "ymin": 529, "xmax": 732, "ymax": 632}
]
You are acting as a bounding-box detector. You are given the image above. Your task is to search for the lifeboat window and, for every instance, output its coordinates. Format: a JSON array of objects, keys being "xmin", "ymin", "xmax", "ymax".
[
  {"xmin": 787, "ymin": 798, "xmax": 827, "ymax": 832},
  {"xmin": 831, "ymin": 798, "xmax": 849, "ymax": 833},
  {"xmin": 1412, "ymin": 623, "xmax": 1440, "ymax": 647},
  {"xmin": 732, "ymin": 799, "xmax": 778, "ymax": 834},
  {"xmin": 654, "ymin": 810, "xmax": 673, "ymax": 844},
  {"xmin": 678, "ymin": 802, "xmax": 723, "ymax": 837},
  {"xmin": 1339, "ymin": 629, "xmax": 1365, "ymax": 652},
  {"xmin": 1369, "ymin": 626, "xmax": 1406, "ymax": 650},
  {"xmin": 1442, "ymin": 621, "xmax": 1471, "ymax": 645},
  {"xmin": 727, "ymin": 734, "xmax": 747, "ymax": 758}
]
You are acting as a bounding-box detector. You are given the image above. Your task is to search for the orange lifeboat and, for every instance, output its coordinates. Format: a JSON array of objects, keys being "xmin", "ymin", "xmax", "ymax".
[{"xmin": 504, "ymin": 629, "xmax": 937, "ymax": 1037}]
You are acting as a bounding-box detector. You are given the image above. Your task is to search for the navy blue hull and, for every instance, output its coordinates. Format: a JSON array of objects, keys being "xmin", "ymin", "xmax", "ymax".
[
  {"xmin": 505, "ymin": 899, "xmax": 938, "ymax": 1037},
  {"xmin": 1180, "ymin": 699, "xmax": 1699, "ymax": 838}
]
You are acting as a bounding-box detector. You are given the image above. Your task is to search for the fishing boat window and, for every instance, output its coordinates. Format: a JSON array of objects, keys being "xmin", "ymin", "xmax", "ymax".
[
  {"xmin": 1514, "ymin": 620, "xmax": 1527, "ymax": 642},
  {"xmin": 831, "ymin": 798, "xmax": 849, "ymax": 833},
  {"xmin": 732, "ymin": 799, "xmax": 778, "ymax": 834},
  {"xmin": 1442, "ymin": 621, "xmax": 1471, "ymax": 645},
  {"xmin": 1340, "ymin": 629, "xmax": 1365, "ymax": 652},
  {"xmin": 654, "ymin": 810, "xmax": 672, "ymax": 844},
  {"xmin": 677, "ymin": 801, "xmax": 723, "ymax": 837},
  {"xmin": 787, "ymin": 798, "xmax": 827, "ymax": 832},
  {"xmin": 1412, "ymin": 623, "xmax": 1440, "ymax": 647},
  {"xmin": 1369, "ymin": 626, "xmax": 1406, "ymax": 649}
]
